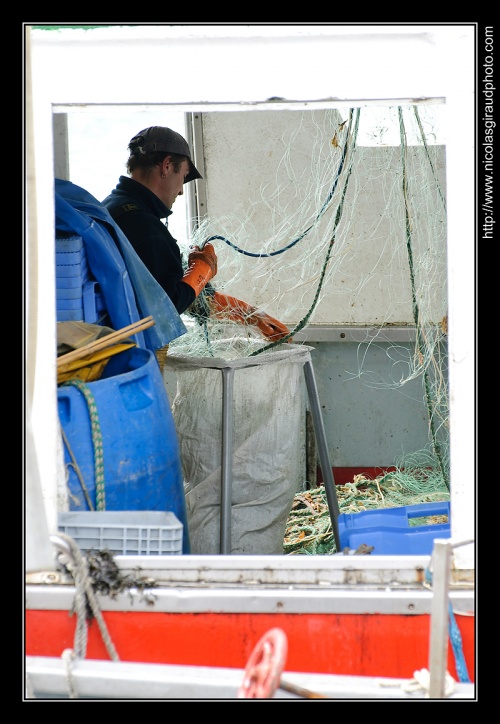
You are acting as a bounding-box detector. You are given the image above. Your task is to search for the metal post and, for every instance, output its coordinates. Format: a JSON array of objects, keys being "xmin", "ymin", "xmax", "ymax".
[
  {"xmin": 427, "ymin": 537, "xmax": 474, "ymax": 698},
  {"xmin": 303, "ymin": 358, "xmax": 341, "ymax": 551},
  {"xmin": 428, "ymin": 538, "xmax": 451, "ymax": 698}
]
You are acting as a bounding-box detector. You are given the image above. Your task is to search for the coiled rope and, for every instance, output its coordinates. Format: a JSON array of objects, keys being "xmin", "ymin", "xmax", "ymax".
[{"xmin": 53, "ymin": 532, "xmax": 120, "ymax": 698}]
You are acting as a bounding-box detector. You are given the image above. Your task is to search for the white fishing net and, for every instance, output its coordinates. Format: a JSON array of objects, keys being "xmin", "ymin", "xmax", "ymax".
[{"xmin": 165, "ymin": 105, "xmax": 450, "ymax": 552}]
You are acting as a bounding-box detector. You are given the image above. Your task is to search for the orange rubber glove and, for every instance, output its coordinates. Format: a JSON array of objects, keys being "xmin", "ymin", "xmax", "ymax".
[
  {"xmin": 182, "ymin": 243, "xmax": 218, "ymax": 296},
  {"xmin": 209, "ymin": 291, "xmax": 291, "ymax": 342}
]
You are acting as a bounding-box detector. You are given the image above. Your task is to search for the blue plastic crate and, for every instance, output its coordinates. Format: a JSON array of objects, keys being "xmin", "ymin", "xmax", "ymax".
[
  {"xmin": 56, "ymin": 274, "xmax": 89, "ymax": 289},
  {"xmin": 337, "ymin": 501, "xmax": 450, "ymax": 555},
  {"xmin": 57, "ymin": 308, "xmax": 85, "ymax": 322},
  {"xmin": 56, "ymin": 249, "xmax": 86, "ymax": 266},
  {"xmin": 56, "ymin": 286, "xmax": 84, "ymax": 300},
  {"xmin": 55, "ymin": 233, "xmax": 107, "ymax": 322},
  {"xmin": 55, "ymin": 235, "xmax": 84, "ymax": 253},
  {"xmin": 55, "ymin": 257, "xmax": 90, "ymax": 279},
  {"xmin": 82, "ymin": 280, "xmax": 106, "ymax": 323},
  {"xmin": 56, "ymin": 278, "xmax": 106, "ymax": 323},
  {"xmin": 57, "ymin": 296, "xmax": 86, "ymax": 310}
]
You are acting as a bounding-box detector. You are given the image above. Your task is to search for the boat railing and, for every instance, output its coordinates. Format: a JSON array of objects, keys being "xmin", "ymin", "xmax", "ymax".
[{"xmin": 427, "ymin": 536, "xmax": 474, "ymax": 697}]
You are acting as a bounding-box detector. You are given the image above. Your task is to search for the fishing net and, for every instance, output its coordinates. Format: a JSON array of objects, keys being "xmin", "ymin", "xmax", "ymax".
[
  {"xmin": 166, "ymin": 105, "xmax": 449, "ymax": 546},
  {"xmin": 284, "ymin": 452, "xmax": 451, "ymax": 556}
]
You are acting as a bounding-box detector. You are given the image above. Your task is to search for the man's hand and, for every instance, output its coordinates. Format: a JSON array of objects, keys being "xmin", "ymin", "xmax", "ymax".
[
  {"xmin": 210, "ymin": 292, "xmax": 291, "ymax": 342},
  {"xmin": 188, "ymin": 243, "xmax": 217, "ymax": 277},
  {"xmin": 182, "ymin": 243, "xmax": 218, "ymax": 295}
]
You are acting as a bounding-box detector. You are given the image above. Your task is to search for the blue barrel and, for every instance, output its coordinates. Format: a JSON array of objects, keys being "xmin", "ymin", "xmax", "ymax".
[{"xmin": 58, "ymin": 346, "xmax": 190, "ymax": 553}]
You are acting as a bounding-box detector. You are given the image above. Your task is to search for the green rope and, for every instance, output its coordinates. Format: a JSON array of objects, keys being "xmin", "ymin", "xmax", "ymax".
[
  {"xmin": 397, "ymin": 107, "xmax": 449, "ymax": 491},
  {"xmin": 413, "ymin": 106, "xmax": 447, "ymax": 212},
  {"xmin": 60, "ymin": 426, "xmax": 95, "ymax": 511},
  {"xmin": 61, "ymin": 379, "xmax": 106, "ymax": 511},
  {"xmin": 250, "ymin": 108, "xmax": 361, "ymax": 357},
  {"xmin": 284, "ymin": 468, "xmax": 450, "ymax": 555}
]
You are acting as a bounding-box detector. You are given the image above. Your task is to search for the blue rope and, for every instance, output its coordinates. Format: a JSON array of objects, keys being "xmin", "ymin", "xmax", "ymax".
[
  {"xmin": 425, "ymin": 567, "xmax": 470, "ymax": 683},
  {"xmin": 447, "ymin": 602, "xmax": 471, "ymax": 683}
]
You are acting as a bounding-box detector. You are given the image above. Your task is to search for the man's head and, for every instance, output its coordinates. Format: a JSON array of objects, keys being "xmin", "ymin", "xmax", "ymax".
[{"xmin": 127, "ymin": 126, "xmax": 202, "ymax": 183}]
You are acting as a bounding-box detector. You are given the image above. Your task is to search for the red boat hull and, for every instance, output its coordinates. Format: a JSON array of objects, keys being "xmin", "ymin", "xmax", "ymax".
[{"xmin": 25, "ymin": 609, "xmax": 475, "ymax": 681}]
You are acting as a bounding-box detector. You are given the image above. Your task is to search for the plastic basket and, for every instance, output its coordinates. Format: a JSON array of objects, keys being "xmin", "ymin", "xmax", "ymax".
[
  {"xmin": 58, "ymin": 511, "xmax": 183, "ymax": 555},
  {"xmin": 337, "ymin": 501, "xmax": 450, "ymax": 555}
]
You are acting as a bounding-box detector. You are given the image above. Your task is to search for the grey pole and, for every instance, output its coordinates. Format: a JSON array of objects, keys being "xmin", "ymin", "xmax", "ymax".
[
  {"xmin": 220, "ymin": 367, "xmax": 235, "ymax": 554},
  {"xmin": 303, "ymin": 357, "xmax": 341, "ymax": 551}
]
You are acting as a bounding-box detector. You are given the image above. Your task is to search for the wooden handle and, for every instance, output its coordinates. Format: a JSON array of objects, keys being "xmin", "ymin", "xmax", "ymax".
[
  {"xmin": 57, "ymin": 316, "xmax": 155, "ymax": 368},
  {"xmin": 278, "ymin": 678, "xmax": 328, "ymax": 699}
]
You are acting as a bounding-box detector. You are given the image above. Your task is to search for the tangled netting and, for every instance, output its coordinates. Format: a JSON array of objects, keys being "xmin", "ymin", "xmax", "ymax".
[
  {"xmin": 284, "ymin": 451, "xmax": 450, "ymax": 556},
  {"xmin": 168, "ymin": 104, "xmax": 449, "ymax": 499}
]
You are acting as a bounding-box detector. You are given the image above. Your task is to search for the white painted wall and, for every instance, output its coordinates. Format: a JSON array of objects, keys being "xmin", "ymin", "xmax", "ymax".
[{"xmin": 200, "ymin": 109, "xmax": 447, "ymax": 327}]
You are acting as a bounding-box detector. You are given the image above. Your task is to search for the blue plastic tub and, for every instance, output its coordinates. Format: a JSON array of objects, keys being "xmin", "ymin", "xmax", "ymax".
[
  {"xmin": 58, "ymin": 346, "xmax": 190, "ymax": 553},
  {"xmin": 337, "ymin": 501, "xmax": 450, "ymax": 555}
]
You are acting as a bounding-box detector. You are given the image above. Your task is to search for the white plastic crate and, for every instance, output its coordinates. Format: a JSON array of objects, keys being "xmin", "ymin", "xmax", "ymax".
[{"xmin": 58, "ymin": 511, "xmax": 183, "ymax": 555}]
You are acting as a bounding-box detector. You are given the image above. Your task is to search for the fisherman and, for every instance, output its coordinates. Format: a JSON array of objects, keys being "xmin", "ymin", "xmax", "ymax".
[{"xmin": 101, "ymin": 126, "xmax": 290, "ymax": 342}]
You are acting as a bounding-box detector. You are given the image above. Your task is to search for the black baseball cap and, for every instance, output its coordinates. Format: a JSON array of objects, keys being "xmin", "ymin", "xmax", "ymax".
[{"xmin": 128, "ymin": 126, "xmax": 202, "ymax": 183}]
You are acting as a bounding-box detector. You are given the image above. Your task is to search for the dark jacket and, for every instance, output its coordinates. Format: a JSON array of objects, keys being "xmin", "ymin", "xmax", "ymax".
[{"xmin": 102, "ymin": 176, "xmax": 195, "ymax": 314}]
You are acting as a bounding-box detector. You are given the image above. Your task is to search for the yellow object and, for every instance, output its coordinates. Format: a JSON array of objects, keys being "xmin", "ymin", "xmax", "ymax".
[
  {"xmin": 155, "ymin": 344, "xmax": 169, "ymax": 372},
  {"xmin": 57, "ymin": 343, "xmax": 135, "ymax": 384}
]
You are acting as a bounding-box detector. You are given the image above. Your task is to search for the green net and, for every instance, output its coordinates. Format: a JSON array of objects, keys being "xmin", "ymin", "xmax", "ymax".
[{"xmin": 284, "ymin": 449, "xmax": 450, "ymax": 555}]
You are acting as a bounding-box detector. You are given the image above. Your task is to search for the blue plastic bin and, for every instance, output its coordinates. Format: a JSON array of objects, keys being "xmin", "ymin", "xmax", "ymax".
[
  {"xmin": 58, "ymin": 346, "xmax": 190, "ymax": 553},
  {"xmin": 337, "ymin": 501, "xmax": 450, "ymax": 555},
  {"xmin": 56, "ymin": 234, "xmax": 106, "ymax": 324}
]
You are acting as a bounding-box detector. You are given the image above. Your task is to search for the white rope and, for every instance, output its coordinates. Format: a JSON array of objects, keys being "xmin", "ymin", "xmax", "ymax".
[
  {"xmin": 62, "ymin": 648, "xmax": 79, "ymax": 699},
  {"xmin": 402, "ymin": 668, "xmax": 456, "ymax": 698},
  {"xmin": 53, "ymin": 533, "xmax": 120, "ymax": 662}
]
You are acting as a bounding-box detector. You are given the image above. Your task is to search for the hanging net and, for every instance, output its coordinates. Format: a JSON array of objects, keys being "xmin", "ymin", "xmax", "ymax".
[{"xmin": 165, "ymin": 105, "xmax": 450, "ymax": 545}]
